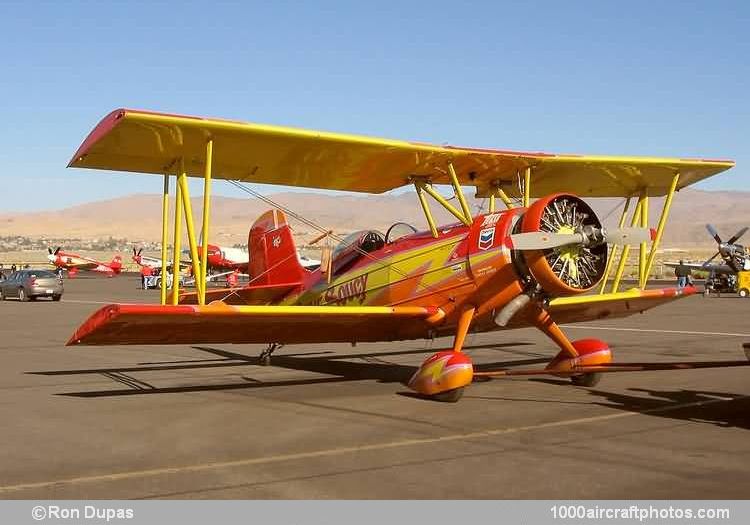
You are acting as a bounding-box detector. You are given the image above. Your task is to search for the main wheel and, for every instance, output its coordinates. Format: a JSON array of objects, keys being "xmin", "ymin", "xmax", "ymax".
[
  {"xmin": 570, "ymin": 373, "xmax": 602, "ymax": 387},
  {"xmin": 0, "ymin": 289, "xmax": 4, "ymax": 301},
  {"xmin": 52, "ymin": 295, "xmax": 62, "ymax": 302},
  {"xmin": 430, "ymin": 387, "xmax": 465, "ymax": 403},
  {"xmin": 739, "ymin": 288, "xmax": 749, "ymax": 298},
  {"xmin": 18, "ymin": 288, "xmax": 28, "ymax": 302}
]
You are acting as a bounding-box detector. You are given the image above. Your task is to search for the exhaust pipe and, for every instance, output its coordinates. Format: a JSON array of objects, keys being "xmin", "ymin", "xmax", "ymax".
[{"xmin": 494, "ymin": 293, "xmax": 532, "ymax": 327}]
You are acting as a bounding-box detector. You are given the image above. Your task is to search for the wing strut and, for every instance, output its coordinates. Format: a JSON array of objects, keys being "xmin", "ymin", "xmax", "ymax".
[
  {"xmin": 602, "ymin": 172, "xmax": 680, "ymax": 293},
  {"xmin": 642, "ymin": 171, "xmax": 680, "ymax": 287},
  {"xmin": 159, "ymin": 174, "xmax": 170, "ymax": 305},
  {"xmin": 160, "ymin": 141, "xmax": 215, "ymax": 306},
  {"xmin": 412, "ymin": 161, "xmax": 480, "ymax": 238}
]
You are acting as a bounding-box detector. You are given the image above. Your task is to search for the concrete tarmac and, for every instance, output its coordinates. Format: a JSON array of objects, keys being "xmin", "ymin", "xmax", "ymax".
[{"xmin": 0, "ymin": 274, "xmax": 748, "ymax": 499}]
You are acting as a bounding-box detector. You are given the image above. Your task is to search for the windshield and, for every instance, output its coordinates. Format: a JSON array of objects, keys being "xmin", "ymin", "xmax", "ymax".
[{"xmin": 385, "ymin": 222, "xmax": 418, "ymax": 243}]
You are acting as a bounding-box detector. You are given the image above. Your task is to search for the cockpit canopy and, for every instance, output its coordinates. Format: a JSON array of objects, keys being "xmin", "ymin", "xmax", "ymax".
[{"xmin": 329, "ymin": 223, "xmax": 419, "ymax": 276}]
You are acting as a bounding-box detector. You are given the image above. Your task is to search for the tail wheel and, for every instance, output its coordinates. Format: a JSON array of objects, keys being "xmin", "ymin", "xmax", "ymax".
[
  {"xmin": 739, "ymin": 288, "xmax": 749, "ymax": 298},
  {"xmin": 430, "ymin": 387, "xmax": 465, "ymax": 403},
  {"xmin": 570, "ymin": 373, "xmax": 602, "ymax": 387}
]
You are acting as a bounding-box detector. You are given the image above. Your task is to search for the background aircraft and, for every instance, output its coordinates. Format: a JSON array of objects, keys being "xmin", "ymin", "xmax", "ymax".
[
  {"xmin": 133, "ymin": 245, "xmax": 319, "ymax": 274},
  {"xmin": 664, "ymin": 224, "xmax": 750, "ymax": 296},
  {"xmin": 666, "ymin": 224, "xmax": 749, "ymax": 276},
  {"xmin": 47, "ymin": 247, "xmax": 122, "ymax": 277}
]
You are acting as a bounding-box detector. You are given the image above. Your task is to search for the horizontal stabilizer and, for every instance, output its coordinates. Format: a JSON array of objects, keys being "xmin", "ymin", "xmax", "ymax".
[{"xmin": 179, "ymin": 282, "xmax": 301, "ymax": 305}]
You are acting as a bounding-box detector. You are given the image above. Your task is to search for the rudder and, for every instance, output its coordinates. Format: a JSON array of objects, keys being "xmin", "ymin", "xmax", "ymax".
[{"xmin": 249, "ymin": 210, "xmax": 306, "ymax": 286}]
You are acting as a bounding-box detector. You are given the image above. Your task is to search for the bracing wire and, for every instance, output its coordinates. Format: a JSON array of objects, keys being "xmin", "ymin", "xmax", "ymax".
[{"xmin": 225, "ymin": 180, "xmax": 458, "ymax": 302}]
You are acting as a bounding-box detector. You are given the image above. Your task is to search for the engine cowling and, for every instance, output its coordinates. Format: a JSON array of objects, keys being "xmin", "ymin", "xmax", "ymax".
[{"xmin": 517, "ymin": 194, "xmax": 608, "ymax": 296}]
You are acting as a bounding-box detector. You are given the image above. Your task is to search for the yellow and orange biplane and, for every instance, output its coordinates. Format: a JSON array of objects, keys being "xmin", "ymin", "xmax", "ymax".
[{"xmin": 66, "ymin": 109, "xmax": 749, "ymax": 402}]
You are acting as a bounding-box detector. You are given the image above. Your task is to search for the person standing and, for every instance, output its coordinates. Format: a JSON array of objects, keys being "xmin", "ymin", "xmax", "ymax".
[
  {"xmin": 140, "ymin": 265, "xmax": 153, "ymax": 289},
  {"xmin": 675, "ymin": 259, "xmax": 692, "ymax": 288}
]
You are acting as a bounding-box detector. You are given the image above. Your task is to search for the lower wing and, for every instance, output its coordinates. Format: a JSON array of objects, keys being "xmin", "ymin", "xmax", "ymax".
[
  {"xmin": 547, "ymin": 286, "xmax": 695, "ymax": 324},
  {"xmin": 67, "ymin": 304, "xmax": 446, "ymax": 346},
  {"xmin": 65, "ymin": 262, "xmax": 99, "ymax": 270}
]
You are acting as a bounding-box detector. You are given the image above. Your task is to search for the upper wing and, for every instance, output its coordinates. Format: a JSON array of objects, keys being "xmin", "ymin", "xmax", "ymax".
[
  {"xmin": 547, "ymin": 286, "xmax": 694, "ymax": 324},
  {"xmin": 67, "ymin": 303, "xmax": 446, "ymax": 346},
  {"xmin": 69, "ymin": 109, "xmax": 734, "ymax": 197}
]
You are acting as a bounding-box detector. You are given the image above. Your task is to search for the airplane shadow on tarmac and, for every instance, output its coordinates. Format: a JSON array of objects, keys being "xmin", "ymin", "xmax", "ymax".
[
  {"xmin": 27, "ymin": 341, "xmax": 551, "ymax": 398},
  {"xmin": 27, "ymin": 345, "xmax": 750, "ymax": 428},
  {"xmin": 529, "ymin": 378, "xmax": 750, "ymax": 430}
]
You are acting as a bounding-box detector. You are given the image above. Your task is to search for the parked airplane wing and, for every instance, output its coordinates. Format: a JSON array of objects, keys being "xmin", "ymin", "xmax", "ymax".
[
  {"xmin": 69, "ymin": 108, "xmax": 734, "ymax": 197},
  {"xmin": 67, "ymin": 304, "xmax": 446, "ymax": 346}
]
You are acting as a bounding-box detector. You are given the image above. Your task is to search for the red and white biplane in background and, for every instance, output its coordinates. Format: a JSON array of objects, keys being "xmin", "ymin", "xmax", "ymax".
[
  {"xmin": 133, "ymin": 245, "xmax": 319, "ymax": 276},
  {"xmin": 189, "ymin": 244, "xmax": 320, "ymax": 273},
  {"xmin": 47, "ymin": 247, "xmax": 123, "ymax": 277}
]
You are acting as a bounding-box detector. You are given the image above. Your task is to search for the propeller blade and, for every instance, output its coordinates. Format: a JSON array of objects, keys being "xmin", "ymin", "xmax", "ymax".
[
  {"xmin": 133, "ymin": 247, "xmax": 137, "ymax": 256},
  {"xmin": 510, "ymin": 227, "xmax": 650, "ymax": 251},
  {"xmin": 54, "ymin": 247, "xmax": 61, "ymax": 255},
  {"xmin": 604, "ymin": 227, "xmax": 652, "ymax": 246},
  {"xmin": 509, "ymin": 231, "xmax": 584, "ymax": 250},
  {"xmin": 702, "ymin": 252, "xmax": 721, "ymax": 268},
  {"xmin": 48, "ymin": 247, "xmax": 52, "ymax": 255},
  {"xmin": 137, "ymin": 248, "xmax": 143, "ymax": 256},
  {"xmin": 727, "ymin": 226, "xmax": 748, "ymax": 245},
  {"xmin": 706, "ymin": 224, "xmax": 722, "ymax": 244}
]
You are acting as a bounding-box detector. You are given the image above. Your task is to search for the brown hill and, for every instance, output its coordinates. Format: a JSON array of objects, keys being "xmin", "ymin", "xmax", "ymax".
[{"xmin": 0, "ymin": 188, "xmax": 747, "ymax": 248}]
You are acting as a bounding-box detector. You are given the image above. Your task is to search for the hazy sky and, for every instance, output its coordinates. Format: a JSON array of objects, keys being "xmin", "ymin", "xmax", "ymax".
[{"xmin": 1, "ymin": 1, "xmax": 748, "ymax": 211}]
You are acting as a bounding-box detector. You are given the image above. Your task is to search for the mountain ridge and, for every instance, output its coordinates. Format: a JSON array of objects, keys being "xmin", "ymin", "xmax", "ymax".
[{"xmin": 1, "ymin": 188, "xmax": 747, "ymax": 248}]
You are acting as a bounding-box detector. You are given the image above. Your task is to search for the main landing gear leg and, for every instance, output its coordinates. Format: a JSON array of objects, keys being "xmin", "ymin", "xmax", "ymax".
[
  {"xmin": 408, "ymin": 306, "xmax": 476, "ymax": 403},
  {"xmin": 531, "ymin": 306, "xmax": 609, "ymax": 387},
  {"xmin": 259, "ymin": 343, "xmax": 282, "ymax": 366}
]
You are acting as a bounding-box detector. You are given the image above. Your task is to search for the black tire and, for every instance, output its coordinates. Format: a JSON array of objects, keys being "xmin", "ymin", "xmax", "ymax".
[
  {"xmin": 52, "ymin": 295, "xmax": 62, "ymax": 302},
  {"xmin": 570, "ymin": 373, "xmax": 602, "ymax": 387},
  {"xmin": 430, "ymin": 387, "xmax": 465, "ymax": 403},
  {"xmin": 18, "ymin": 288, "xmax": 28, "ymax": 302},
  {"xmin": 739, "ymin": 288, "xmax": 749, "ymax": 298},
  {"xmin": 0, "ymin": 289, "xmax": 4, "ymax": 301}
]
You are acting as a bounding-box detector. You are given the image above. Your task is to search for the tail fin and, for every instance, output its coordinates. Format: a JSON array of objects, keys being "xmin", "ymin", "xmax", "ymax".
[
  {"xmin": 249, "ymin": 210, "xmax": 305, "ymax": 286},
  {"xmin": 110, "ymin": 255, "xmax": 123, "ymax": 272}
]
